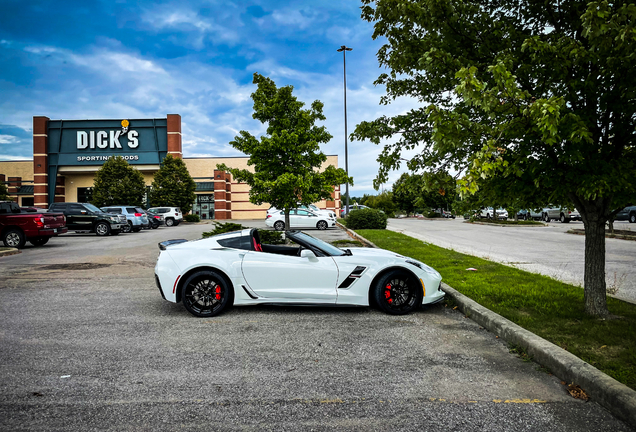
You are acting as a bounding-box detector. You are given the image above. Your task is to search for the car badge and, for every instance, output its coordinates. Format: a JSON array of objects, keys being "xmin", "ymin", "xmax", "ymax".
[{"xmin": 121, "ymin": 119, "xmax": 129, "ymax": 134}]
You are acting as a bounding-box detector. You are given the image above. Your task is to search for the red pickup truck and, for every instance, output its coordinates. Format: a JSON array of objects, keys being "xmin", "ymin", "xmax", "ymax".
[{"xmin": 0, "ymin": 201, "xmax": 68, "ymax": 248}]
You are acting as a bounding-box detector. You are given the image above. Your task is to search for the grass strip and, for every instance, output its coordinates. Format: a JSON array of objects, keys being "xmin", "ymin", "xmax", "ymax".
[{"xmin": 357, "ymin": 229, "xmax": 636, "ymax": 391}]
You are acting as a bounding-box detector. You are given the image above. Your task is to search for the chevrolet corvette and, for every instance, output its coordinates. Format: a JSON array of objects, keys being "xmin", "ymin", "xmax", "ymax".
[{"xmin": 154, "ymin": 228, "xmax": 444, "ymax": 317}]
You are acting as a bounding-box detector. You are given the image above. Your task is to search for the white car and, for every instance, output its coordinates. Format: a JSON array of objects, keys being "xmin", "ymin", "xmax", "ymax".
[
  {"xmin": 267, "ymin": 204, "xmax": 336, "ymax": 220},
  {"xmin": 479, "ymin": 207, "xmax": 508, "ymax": 220},
  {"xmin": 265, "ymin": 208, "xmax": 336, "ymax": 230},
  {"xmin": 147, "ymin": 207, "xmax": 183, "ymax": 226},
  {"xmin": 154, "ymin": 229, "xmax": 444, "ymax": 317}
]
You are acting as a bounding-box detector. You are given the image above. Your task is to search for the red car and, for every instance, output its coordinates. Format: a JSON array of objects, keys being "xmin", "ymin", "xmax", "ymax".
[{"xmin": 0, "ymin": 201, "xmax": 68, "ymax": 248}]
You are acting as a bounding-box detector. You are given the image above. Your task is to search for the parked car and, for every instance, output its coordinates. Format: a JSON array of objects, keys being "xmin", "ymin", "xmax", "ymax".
[
  {"xmin": 479, "ymin": 207, "xmax": 508, "ymax": 220},
  {"xmin": 48, "ymin": 202, "xmax": 124, "ymax": 236},
  {"xmin": 147, "ymin": 207, "xmax": 182, "ymax": 227},
  {"xmin": 100, "ymin": 205, "xmax": 149, "ymax": 233},
  {"xmin": 266, "ymin": 208, "xmax": 336, "ymax": 231},
  {"xmin": 340, "ymin": 204, "xmax": 370, "ymax": 217},
  {"xmin": 144, "ymin": 210, "xmax": 164, "ymax": 229},
  {"xmin": 442, "ymin": 210, "xmax": 455, "ymax": 219},
  {"xmin": 268, "ymin": 204, "xmax": 336, "ymax": 220},
  {"xmin": 542, "ymin": 206, "xmax": 581, "ymax": 223},
  {"xmin": 615, "ymin": 205, "xmax": 636, "ymax": 223},
  {"xmin": 154, "ymin": 228, "xmax": 444, "ymax": 317},
  {"xmin": 1, "ymin": 201, "xmax": 67, "ymax": 248}
]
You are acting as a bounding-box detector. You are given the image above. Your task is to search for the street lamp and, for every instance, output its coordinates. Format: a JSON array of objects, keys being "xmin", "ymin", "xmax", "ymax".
[{"xmin": 337, "ymin": 45, "xmax": 352, "ymax": 216}]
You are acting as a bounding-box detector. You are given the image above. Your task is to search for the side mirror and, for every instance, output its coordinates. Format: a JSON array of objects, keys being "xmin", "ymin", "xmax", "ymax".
[{"xmin": 300, "ymin": 249, "xmax": 316, "ymax": 259}]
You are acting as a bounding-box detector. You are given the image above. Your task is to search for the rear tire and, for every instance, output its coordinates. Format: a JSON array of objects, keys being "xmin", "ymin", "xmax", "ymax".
[
  {"xmin": 132, "ymin": 227, "xmax": 141, "ymax": 232},
  {"xmin": 274, "ymin": 221, "xmax": 285, "ymax": 231},
  {"xmin": 122, "ymin": 222, "xmax": 132, "ymax": 233},
  {"xmin": 560, "ymin": 214, "xmax": 570, "ymax": 223},
  {"xmin": 630, "ymin": 213, "xmax": 636, "ymax": 224},
  {"xmin": 29, "ymin": 237, "xmax": 50, "ymax": 246},
  {"xmin": 3, "ymin": 228, "xmax": 26, "ymax": 248},
  {"xmin": 543, "ymin": 213, "xmax": 550, "ymax": 222},
  {"xmin": 151, "ymin": 224, "xmax": 159, "ymax": 229},
  {"xmin": 165, "ymin": 218, "xmax": 174, "ymax": 227},
  {"xmin": 373, "ymin": 270, "xmax": 422, "ymax": 315},
  {"xmin": 181, "ymin": 270, "xmax": 233, "ymax": 318}
]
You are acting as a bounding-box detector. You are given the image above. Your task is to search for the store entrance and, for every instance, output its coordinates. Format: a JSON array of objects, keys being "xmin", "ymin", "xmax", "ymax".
[{"xmin": 193, "ymin": 194, "xmax": 215, "ymax": 220}]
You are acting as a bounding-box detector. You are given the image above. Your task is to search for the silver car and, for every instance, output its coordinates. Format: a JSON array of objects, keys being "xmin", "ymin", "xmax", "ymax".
[
  {"xmin": 101, "ymin": 206, "xmax": 150, "ymax": 233},
  {"xmin": 542, "ymin": 206, "xmax": 581, "ymax": 223}
]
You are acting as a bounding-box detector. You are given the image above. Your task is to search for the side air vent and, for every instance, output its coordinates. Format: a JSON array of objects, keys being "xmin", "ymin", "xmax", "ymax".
[{"xmin": 338, "ymin": 266, "xmax": 367, "ymax": 289}]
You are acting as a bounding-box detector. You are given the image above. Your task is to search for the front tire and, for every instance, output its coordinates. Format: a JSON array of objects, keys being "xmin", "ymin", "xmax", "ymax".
[
  {"xmin": 95, "ymin": 222, "xmax": 110, "ymax": 236},
  {"xmin": 3, "ymin": 229, "xmax": 26, "ymax": 248},
  {"xmin": 151, "ymin": 223, "xmax": 159, "ymax": 229},
  {"xmin": 274, "ymin": 221, "xmax": 285, "ymax": 231},
  {"xmin": 165, "ymin": 218, "xmax": 174, "ymax": 227},
  {"xmin": 560, "ymin": 214, "xmax": 570, "ymax": 223},
  {"xmin": 29, "ymin": 237, "xmax": 50, "ymax": 246},
  {"xmin": 316, "ymin": 220, "xmax": 328, "ymax": 230},
  {"xmin": 373, "ymin": 270, "xmax": 422, "ymax": 315},
  {"xmin": 181, "ymin": 270, "xmax": 233, "ymax": 318}
]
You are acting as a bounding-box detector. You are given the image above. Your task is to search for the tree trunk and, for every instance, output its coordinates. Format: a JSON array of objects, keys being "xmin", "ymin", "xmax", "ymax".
[
  {"xmin": 284, "ymin": 209, "xmax": 291, "ymax": 231},
  {"xmin": 573, "ymin": 195, "xmax": 611, "ymax": 317}
]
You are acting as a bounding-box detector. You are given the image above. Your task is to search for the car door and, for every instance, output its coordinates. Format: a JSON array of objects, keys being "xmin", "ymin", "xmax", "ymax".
[
  {"xmin": 291, "ymin": 209, "xmax": 313, "ymax": 228},
  {"xmin": 241, "ymin": 250, "xmax": 339, "ymax": 303},
  {"xmin": 69, "ymin": 204, "xmax": 94, "ymax": 229}
]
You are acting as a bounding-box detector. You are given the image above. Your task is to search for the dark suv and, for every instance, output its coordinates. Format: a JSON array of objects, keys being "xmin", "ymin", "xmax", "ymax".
[{"xmin": 48, "ymin": 202, "xmax": 124, "ymax": 236}]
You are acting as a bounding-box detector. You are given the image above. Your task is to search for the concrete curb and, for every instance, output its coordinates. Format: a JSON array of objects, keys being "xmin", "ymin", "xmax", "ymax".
[
  {"xmin": 567, "ymin": 229, "xmax": 636, "ymax": 241},
  {"xmin": 335, "ymin": 223, "xmax": 380, "ymax": 248},
  {"xmin": 465, "ymin": 220, "xmax": 548, "ymax": 227},
  {"xmin": 0, "ymin": 248, "xmax": 20, "ymax": 257},
  {"xmin": 442, "ymin": 282, "xmax": 636, "ymax": 428}
]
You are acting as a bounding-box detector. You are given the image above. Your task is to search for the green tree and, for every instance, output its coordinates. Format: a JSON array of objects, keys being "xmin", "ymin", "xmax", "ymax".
[
  {"xmin": 0, "ymin": 181, "xmax": 8, "ymax": 200},
  {"xmin": 392, "ymin": 172, "xmax": 457, "ymax": 214},
  {"xmin": 218, "ymin": 73, "xmax": 351, "ymax": 229},
  {"xmin": 149, "ymin": 155, "xmax": 196, "ymax": 214},
  {"xmin": 353, "ymin": 0, "xmax": 636, "ymax": 317},
  {"xmin": 364, "ymin": 191, "xmax": 397, "ymax": 217},
  {"xmin": 91, "ymin": 156, "xmax": 146, "ymax": 207}
]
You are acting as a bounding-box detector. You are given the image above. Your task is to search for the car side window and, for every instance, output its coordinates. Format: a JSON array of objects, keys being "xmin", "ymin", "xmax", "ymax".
[
  {"xmin": 296, "ymin": 210, "xmax": 310, "ymax": 216},
  {"xmin": 69, "ymin": 204, "xmax": 86, "ymax": 215},
  {"xmin": 0, "ymin": 203, "xmax": 10, "ymax": 214},
  {"xmin": 126, "ymin": 207, "xmax": 136, "ymax": 213},
  {"xmin": 217, "ymin": 236, "xmax": 251, "ymax": 250}
]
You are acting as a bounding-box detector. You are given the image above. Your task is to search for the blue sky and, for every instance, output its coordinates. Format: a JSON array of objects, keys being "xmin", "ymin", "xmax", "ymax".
[{"xmin": 0, "ymin": 0, "xmax": 421, "ymax": 196}]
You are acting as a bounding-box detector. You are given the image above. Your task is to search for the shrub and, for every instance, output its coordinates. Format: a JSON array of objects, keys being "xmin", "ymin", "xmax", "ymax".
[
  {"xmin": 258, "ymin": 229, "xmax": 284, "ymax": 245},
  {"xmin": 343, "ymin": 208, "xmax": 388, "ymax": 230},
  {"xmin": 184, "ymin": 214, "xmax": 200, "ymax": 222}
]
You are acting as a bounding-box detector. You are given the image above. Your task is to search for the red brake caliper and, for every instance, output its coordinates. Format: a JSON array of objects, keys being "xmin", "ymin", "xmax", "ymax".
[
  {"xmin": 385, "ymin": 284, "xmax": 393, "ymax": 304},
  {"xmin": 215, "ymin": 286, "xmax": 221, "ymax": 301}
]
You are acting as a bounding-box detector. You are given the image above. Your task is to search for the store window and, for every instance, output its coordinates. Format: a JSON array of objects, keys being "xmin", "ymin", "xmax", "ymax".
[
  {"xmin": 192, "ymin": 194, "xmax": 215, "ymax": 219},
  {"xmin": 21, "ymin": 197, "xmax": 34, "ymax": 207},
  {"xmin": 77, "ymin": 187, "xmax": 93, "ymax": 203}
]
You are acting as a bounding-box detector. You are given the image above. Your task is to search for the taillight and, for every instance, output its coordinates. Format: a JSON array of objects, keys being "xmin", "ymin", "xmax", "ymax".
[
  {"xmin": 34, "ymin": 217, "xmax": 44, "ymax": 228},
  {"xmin": 266, "ymin": 215, "xmax": 271, "ymax": 218},
  {"xmin": 134, "ymin": 213, "xmax": 143, "ymax": 217}
]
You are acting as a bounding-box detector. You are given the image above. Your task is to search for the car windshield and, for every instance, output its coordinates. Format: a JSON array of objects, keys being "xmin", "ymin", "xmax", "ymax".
[
  {"xmin": 289, "ymin": 231, "xmax": 346, "ymax": 256},
  {"xmin": 84, "ymin": 203, "xmax": 103, "ymax": 213}
]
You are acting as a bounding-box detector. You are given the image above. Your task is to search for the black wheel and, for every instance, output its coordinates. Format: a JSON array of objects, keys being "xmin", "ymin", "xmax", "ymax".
[
  {"xmin": 373, "ymin": 270, "xmax": 422, "ymax": 315},
  {"xmin": 132, "ymin": 227, "xmax": 141, "ymax": 232},
  {"xmin": 543, "ymin": 213, "xmax": 550, "ymax": 222},
  {"xmin": 29, "ymin": 237, "xmax": 50, "ymax": 246},
  {"xmin": 151, "ymin": 223, "xmax": 159, "ymax": 229},
  {"xmin": 181, "ymin": 270, "xmax": 233, "ymax": 318},
  {"xmin": 110, "ymin": 230, "xmax": 121, "ymax": 236},
  {"xmin": 316, "ymin": 220, "xmax": 328, "ymax": 230},
  {"xmin": 122, "ymin": 222, "xmax": 132, "ymax": 233},
  {"xmin": 3, "ymin": 228, "xmax": 26, "ymax": 248},
  {"xmin": 165, "ymin": 218, "xmax": 174, "ymax": 227},
  {"xmin": 630, "ymin": 213, "xmax": 636, "ymax": 224},
  {"xmin": 95, "ymin": 222, "xmax": 110, "ymax": 236},
  {"xmin": 560, "ymin": 214, "xmax": 570, "ymax": 223},
  {"xmin": 487, "ymin": 213, "xmax": 492, "ymax": 219},
  {"xmin": 274, "ymin": 221, "xmax": 285, "ymax": 231}
]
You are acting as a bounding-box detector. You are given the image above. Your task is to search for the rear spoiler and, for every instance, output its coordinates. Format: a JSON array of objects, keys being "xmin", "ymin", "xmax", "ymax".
[{"xmin": 158, "ymin": 239, "xmax": 189, "ymax": 250}]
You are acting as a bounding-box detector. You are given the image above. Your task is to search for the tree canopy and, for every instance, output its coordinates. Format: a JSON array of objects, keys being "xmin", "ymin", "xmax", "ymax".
[
  {"xmin": 149, "ymin": 155, "xmax": 196, "ymax": 214},
  {"xmin": 91, "ymin": 156, "xmax": 146, "ymax": 207},
  {"xmin": 392, "ymin": 172, "xmax": 457, "ymax": 214},
  {"xmin": 353, "ymin": 0, "xmax": 636, "ymax": 317},
  {"xmin": 218, "ymin": 73, "xmax": 351, "ymax": 228},
  {"xmin": 0, "ymin": 181, "xmax": 8, "ymax": 200}
]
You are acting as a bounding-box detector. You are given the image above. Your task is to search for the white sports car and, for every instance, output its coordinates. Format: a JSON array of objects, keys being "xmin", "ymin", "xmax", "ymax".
[{"xmin": 154, "ymin": 229, "xmax": 444, "ymax": 317}]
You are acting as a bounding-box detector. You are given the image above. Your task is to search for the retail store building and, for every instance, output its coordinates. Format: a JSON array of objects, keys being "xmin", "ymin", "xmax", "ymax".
[{"xmin": 0, "ymin": 115, "xmax": 341, "ymax": 220}]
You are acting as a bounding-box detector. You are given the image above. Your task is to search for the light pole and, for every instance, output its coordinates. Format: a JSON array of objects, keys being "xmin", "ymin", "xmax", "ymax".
[{"xmin": 337, "ymin": 45, "xmax": 352, "ymax": 216}]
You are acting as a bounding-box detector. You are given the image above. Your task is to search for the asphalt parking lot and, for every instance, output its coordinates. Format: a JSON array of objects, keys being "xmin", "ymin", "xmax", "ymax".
[
  {"xmin": 388, "ymin": 218, "xmax": 636, "ymax": 304},
  {"xmin": 0, "ymin": 222, "xmax": 632, "ymax": 431}
]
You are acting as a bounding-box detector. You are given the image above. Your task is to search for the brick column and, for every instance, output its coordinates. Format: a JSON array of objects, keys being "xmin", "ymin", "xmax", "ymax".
[
  {"xmin": 55, "ymin": 176, "xmax": 66, "ymax": 203},
  {"xmin": 166, "ymin": 114, "xmax": 183, "ymax": 159},
  {"xmin": 33, "ymin": 116, "xmax": 50, "ymax": 209},
  {"xmin": 214, "ymin": 169, "xmax": 228, "ymax": 220},
  {"xmin": 224, "ymin": 172, "xmax": 232, "ymax": 217},
  {"xmin": 7, "ymin": 177, "xmax": 21, "ymax": 195}
]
